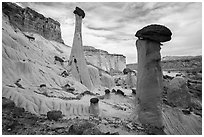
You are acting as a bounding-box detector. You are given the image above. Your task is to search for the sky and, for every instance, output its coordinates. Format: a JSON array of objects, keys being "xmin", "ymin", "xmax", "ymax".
[{"xmin": 17, "ymin": 2, "xmax": 202, "ymax": 64}]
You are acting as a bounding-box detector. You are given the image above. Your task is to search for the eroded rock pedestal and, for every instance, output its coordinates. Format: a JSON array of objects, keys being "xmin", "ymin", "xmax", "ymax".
[
  {"xmin": 136, "ymin": 40, "xmax": 163, "ymax": 128},
  {"xmin": 135, "ymin": 24, "xmax": 172, "ymax": 128},
  {"xmin": 68, "ymin": 7, "xmax": 93, "ymax": 90}
]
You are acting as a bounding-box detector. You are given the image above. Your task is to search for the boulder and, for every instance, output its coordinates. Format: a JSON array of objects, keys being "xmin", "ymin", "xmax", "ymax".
[
  {"xmin": 123, "ymin": 68, "xmax": 132, "ymax": 74},
  {"xmin": 112, "ymin": 89, "xmax": 116, "ymax": 93},
  {"xmin": 116, "ymin": 89, "xmax": 125, "ymax": 96},
  {"xmin": 135, "ymin": 24, "xmax": 172, "ymax": 43},
  {"xmin": 101, "ymin": 73, "xmax": 115, "ymax": 89},
  {"xmin": 167, "ymin": 77, "xmax": 191, "ymax": 108},
  {"xmin": 104, "ymin": 89, "xmax": 110, "ymax": 94},
  {"xmin": 68, "ymin": 121, "xmax": 95, "ymax": 135},
  {"xmin": 73, "ymin": 7, "xmax": 85, "ymax": 18},
  {"xmin": 47, "ymin": 110, "xmax": 63, "ymax": 121},
  {"xmin": 132, "ymin": 88, "xmax": 136, "ymax": 94}
]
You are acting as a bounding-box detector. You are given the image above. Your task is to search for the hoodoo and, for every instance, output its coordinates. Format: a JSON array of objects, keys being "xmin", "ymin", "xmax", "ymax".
[
  {"xmin": 68, "ymin": 7, "xmax": 93, "ymax": 90},
  {"xmin": 135, "ymin": 24, "xmax": 172, "ymax": 128}
]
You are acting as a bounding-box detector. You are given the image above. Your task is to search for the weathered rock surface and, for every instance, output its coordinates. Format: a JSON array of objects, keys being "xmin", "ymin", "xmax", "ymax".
[
  {"xmin": 2, "ymin": 2, "xmax": 64, "ymax": 43},
  {"xmin": 47, "ymin": 110, "xmax": 63, "ymax": 121},
  {"xmin": 68, "ymin": 7, "xmax": 94, "ymax": 90},
  {"xmin": 100, "ymin": 73, "xmax": 115, "ymax": 89},
  {"xmin": 135, "ymin": 39, "xmax": 163, "ymax": 128},
  {"xmin": 127, "ymin": 55, "xmax": 202, "ymax": 72},
  {"xmin": 162, "ymin": 56, "xmax": 202, "ymax": 71},
  {"xmin": 167, "ymin": 77, "xmax": 191, "ymax": 108},
  {"xmin": 135, "ymin": 24, "xmax": 172, "ymax": 43},
  {"xmin": 84, "ymin": 46, "xmax": 126, "ymax": 73}
]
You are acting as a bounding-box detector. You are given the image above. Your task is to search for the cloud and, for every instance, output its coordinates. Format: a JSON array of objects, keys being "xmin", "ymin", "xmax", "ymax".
[{"xmin": 17, "ymin": 2, "xmax": 202, "ymax": 64}]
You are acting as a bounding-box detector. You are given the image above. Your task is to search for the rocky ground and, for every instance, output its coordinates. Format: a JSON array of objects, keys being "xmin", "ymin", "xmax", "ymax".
[
  {"xmin": 2, "ymin": 2, "xmax": 202, "ymax": 135},
  {"xmin": 3, "ymin": 97, "xmax": 161, "ymax": 135},
  {"xmin": 2, "ymin": 68, "xmax": 202, "ymax": 135}
]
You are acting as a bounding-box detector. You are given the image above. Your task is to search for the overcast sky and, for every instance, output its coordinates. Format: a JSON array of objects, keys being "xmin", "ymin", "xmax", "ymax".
[{"xmin": 17, "ymin": 2, "xmax": 202, "ymax": 64}]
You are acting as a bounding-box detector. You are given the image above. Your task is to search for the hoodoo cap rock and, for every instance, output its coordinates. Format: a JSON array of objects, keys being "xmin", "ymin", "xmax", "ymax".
[
  {"xmin": 73, "ymin": 7, "xmax": 85, "ymax": 18},
  {"xmin": 90, "ymin": 98, "xmax": 99, "ymax": 104},
  {"xmin": 135, "ymin": 24, "xmax": 172, "ymax": 43}
]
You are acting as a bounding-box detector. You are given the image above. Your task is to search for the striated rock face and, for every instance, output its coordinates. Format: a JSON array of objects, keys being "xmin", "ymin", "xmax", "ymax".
[
  {"xmin": 162, "ymin": 56, "xmax": 202, "ymax": 71},
  {"xmin": 84, "ymin": 46, "xmax": 126, "ymax": 73},
  {"xmin": 2, "ymin": 2, "xmax": 64, "ymax": 44},
  {"xmin": 127, "ymin": 55, "xmax": 202, "ymax": 72}
]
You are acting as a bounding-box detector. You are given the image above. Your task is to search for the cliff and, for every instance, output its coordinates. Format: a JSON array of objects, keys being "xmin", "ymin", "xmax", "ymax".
[
  {"xmin": 2, "ymin": 2, "xmax": 64, "ymax": 44},
  {"xmin": 161, "ymin": 56, "xmax": 202, "ymax": 71},
  {"xmin": 127, "ymin": 55, "xmax": 202, "ymax": 72},
  {"xmin": 84, "ymin": 46, "xmax": 126, "ymax": 73}
]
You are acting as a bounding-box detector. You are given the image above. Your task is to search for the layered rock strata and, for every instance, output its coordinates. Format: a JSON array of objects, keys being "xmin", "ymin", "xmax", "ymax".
[
  {"xmin": 84, "ymin": 46, "xmax": 126, "ymax": 73},
  {"xmin": 135, "ymin": 24, "xmax": 172, "ymax": 128},
  {"xmin": 2, "ymin": 2, "xmax": 64, "ymax": 43}
]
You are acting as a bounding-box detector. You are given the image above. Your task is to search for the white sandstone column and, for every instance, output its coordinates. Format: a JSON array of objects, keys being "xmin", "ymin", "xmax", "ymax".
[{"xmin": 68, "ymin": 7, "xmax": 93, "ymax": 90}]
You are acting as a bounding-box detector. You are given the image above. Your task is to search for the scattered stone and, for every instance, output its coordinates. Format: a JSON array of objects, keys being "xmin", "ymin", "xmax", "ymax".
[
  {"xmin": 80, "ymin": 90, "xmax": 95, "ymax": 96},
  {"xmin": 182, "ymin": 109, "xmax": 191, "ymax": 115},
  {"xmin": 40, "ymin": 84, "xmax": 46, "ymax": 88},
  {"xmin": 163, "ymin": 75, "xmax": 174, "ymax": 80},
  {"xmin": 176, "ymin": 73, "xmax": 183, "ymax": 77},
  {"xmin": 24, "ymin": 33, "xmax": 35, "ymax": 41},
  {"xmin": 132, "ymin": 88, "xmax": 136, "ymax": 94},
  {"xmin": 14, "ymin": 79, "xmax": 25, "ymax": 89},
  {"xmin": 112, "ymin": 89, "xmax": 116, "ymax": 93},
  {"xmin": 67, "ymin": 87, "xmax": 75, "ymax": 91},
  {"xmin": 104, "ymin": 89, "xmax": 110, "ymax": 94},
  {"xmin": 105, "ymin": 132, "xmax": 119, "ymax": 135},
  {"xmin": 135, "ymin": 24, "xmax": 172, "ymax": 43},
  {"xmin": 90, "ymin": 98, "xmax": 99, "ymax": 104},
  {"xmin": 116, "ymin": 89, "xmax": 125, "ymax": 96},
  {"xmin": 101, "ymin": 119, "xmax": 108, "ymax": 125},
  {"xmin": 47, "ymin": 110, "xmax": 63, "ymax": 121},
  {"xmin": 61, "ymin": 71, "xmax": 69, "ymax": 77},
  {"xmin": 68, "ymin": 121, "xmax": 95, "ymax": 135},
  {"xmin": 123, "ymin": 68, "xmax": 132, "ymax": 75},
  {"xmin": 63, "ymin": 83, "xmax": 70, "ymax": 88},
  {"xmin": 54, "ymin": 56, "xmax": 64, "ymax": 65}
]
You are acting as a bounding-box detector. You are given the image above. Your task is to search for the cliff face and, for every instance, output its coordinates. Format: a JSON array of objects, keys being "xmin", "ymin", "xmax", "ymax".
[
  {"xmin": 161, "ymin": 56, "xmax": 202, "ymax": 71},
  {"xmin": 84, "ymin": 46, "xmax": 126, "ymax": 73},
  {"xmin": 2, "ymin": 2, "xmax": 64, "ymax": 44},
  {"xmin": 127, "ymin": 56, "xmax": 202, "ymax": 72}
]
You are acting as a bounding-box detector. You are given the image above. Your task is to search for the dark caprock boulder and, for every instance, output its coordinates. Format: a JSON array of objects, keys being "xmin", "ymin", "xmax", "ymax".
[
  {"xmin": 135, "ymin": 24, "xmax": 172, "ymax": 43},
  {"xmin": 73, "ymin": 7, "xmax": 85, "ymax": 18}
]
